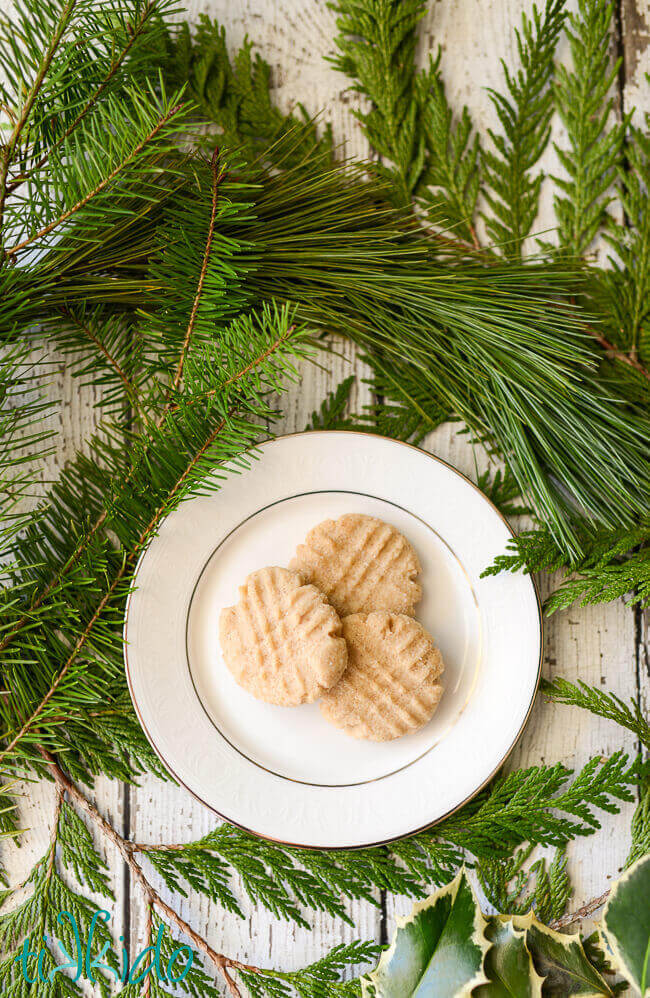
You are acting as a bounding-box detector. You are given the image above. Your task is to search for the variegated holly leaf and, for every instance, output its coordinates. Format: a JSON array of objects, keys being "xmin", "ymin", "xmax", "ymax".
[
  {"xmin": 510, "ymin": 912, "xmax": 613, "ymax": 997},
  {"xmin": 601, "ymin": 853, "xmax": 650, "ymax": 996},
  {"xmin": 474, "ymin": 917, "xmax": 545, "ymax": 996},
  {"xmin": 362, "ymin": 869, "xmax": 489, "ymax": 998}
]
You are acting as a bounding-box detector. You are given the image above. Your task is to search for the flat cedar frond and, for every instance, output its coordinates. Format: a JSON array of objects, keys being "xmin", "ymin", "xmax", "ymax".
[
  {"xmin": 329, "ymin": 0, "xmax": 428, "ymax": 203},
  {"xmin": 417, "ymin": 51, "xmax": 482, "ymax": 248},
  {"xmin": 552, "ymin": 0, "xmax": 625, "ymax": 257},
  {"xmin": 627, "ymin": 781, "xmax": 650, "ymax": 868},
  {"xmin": 543, "ymin": 679, "xmax": 650, "ymax": 750},
  {"xmin": 482, "ymin": 0, "xmax": 566, "ymax": 258},
  {"xmin": 0, "ymin": 794, "xmax": 118, "ymax": 997},
  {"xmin": 238, "ymin": 942, "xmax": 381, "ymax": 998},
  {"xmin": 305, "ymin": 376, "xmax": 356, "ymax": 431},
  {"xmin": 434, "ymin": 752, "xmax": 638, "ymax": 855},
  {"xmin": 596, "ymin": 121, "xmax": 650, "ymax": 364}
]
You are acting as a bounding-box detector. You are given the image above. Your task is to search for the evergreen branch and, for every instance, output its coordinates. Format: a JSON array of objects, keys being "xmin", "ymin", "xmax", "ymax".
[
  {"xmin": 482, "ymin": 0, "xmax": 566, "ymax": 257},
  {"xmin": 0, "ymin": 0, "xmax": 77, "ymax": 243},
  {"xmin": 0, "ymin": 412, "xmax": 229, "ymax": 766},
  {"xmin": 552, "ymin": 0, "xmax": 625, "ymax": 257},
  {"xmin": 170, "ymin": 149, "xmax": 226, "ymax": 392},
  {"xmin": 4, "ymin": 0, "xmax": 167, "ymax": 197},
  {"xmin": 543, "ymin": 678, "xmax": 650, "ymax": 750},
  {"xmin": 550, "ymin": 887, "xmax": 611, "ymax": 929},
  {"xmin": 329, "ymin": 0, "xmax": 427, "ymax": 203},
  {"xmin": 627, "ymin": 781, "xmax": 650, "ymax": 867},
  {"xmin": 418, "ymin": 51, "xmax": 481, "ymax": 247},
  {"xmin": 156, "ymin": 15, "xmax": 335, "ymax": 174},
  {"xmin": 305, "ymin": 376, "xmax": 356, "ymax": 431},
  {"xmin": 56, "ymin": 305, "xmax": 141, "ymax": 411},
  {"xmin": 4, "ymin": 97, "xmax": 186, "ymax": 260},
  {"xmin": 598, "ymin": 122, "xmax": 650, "ymax": 365}
]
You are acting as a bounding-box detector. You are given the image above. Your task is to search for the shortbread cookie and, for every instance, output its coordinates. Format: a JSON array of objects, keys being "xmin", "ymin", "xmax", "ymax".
[
  {"xmin": 290, "ymin": 514, "xmax": 421, "ymax": 617},
  {"xmin": 320, "ymin": 612, "xmax": 444, "ymax": 741},
  {"xmin": 219, "ymin": 567, "xmax": 347, "ymax": 706}
]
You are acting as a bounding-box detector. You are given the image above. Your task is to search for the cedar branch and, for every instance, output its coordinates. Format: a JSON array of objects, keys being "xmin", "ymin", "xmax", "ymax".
[{"xmin": 41, "ymin": 751, "xmax": 259, "ymax": 998}]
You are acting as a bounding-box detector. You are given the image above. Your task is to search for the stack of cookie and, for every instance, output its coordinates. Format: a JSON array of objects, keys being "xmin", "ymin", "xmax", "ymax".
[{"xmin": 218, "ymin": 514, "xmax": 444, "ymax": 742}]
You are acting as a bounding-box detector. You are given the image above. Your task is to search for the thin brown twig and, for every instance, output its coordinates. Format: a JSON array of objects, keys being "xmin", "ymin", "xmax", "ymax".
[
  {"xmin": 4, "ymin": 103, "xmax": 184, "ymax": 260},
  {"xmin": 41, "ymin": 751, "xmax": 258, "ymax": 997},
  {"xmin": 5, "ymin": 0, "xmax": 162, "ymax": 196},
  {"xmin": 170, "ymin": 149, "xmax": 225, "ymax": 393},
  {"xmin": 58, "ymin": 305, "xmax": 140, "ymax": 405},
  {"xmin": 549, "ymin": 888, "xmax": 611, "ymax": 930},
  {"xmin": 588, "ymin": 327, "xmax": 650, "ymax": 382}
]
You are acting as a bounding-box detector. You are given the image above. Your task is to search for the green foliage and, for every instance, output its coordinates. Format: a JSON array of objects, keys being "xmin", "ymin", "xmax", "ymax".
[
  {"xmin": 329, "ymin": 0, "xmax": 427, "ymax": 204},
  {"xmin": 306, "ymin": 376, "xmax": 357, "ymax": 431},
  {"xmin": 436, "ymin": 752, "xmax": 639, "ymax": 856},
  {"xmin": 543, "ymin": 679, "xmax": 650, "ymax": 750},
  {"xmin": 484, "ymin": 519, "xmax": 650, "ymax": 614},
  {"xmin": 364, "ymin": 870, "xmax": 489, "ymax": 997},
  {"xmin": 482, "ymin": 0, "xmax": 566, "ymax": 257},
  {"xmin": 598, "ymin": 121, "xmax": 650, "ymax": 365},
  {"xmin": 628, "ymin": 782, "xmax": 650, "ymax": 868},
  {"xmin": 239, "ymin": 942, "xmax": 381, "ymax": 998},
  {"xmin": 601, "ymin": 854, "xmax": 650, "ymax": 996},
  {"xmin": 476, "ymin": 466, "xmax": 531, "ymax": 519},
  {"xmin": 417, "ymin": 52, "xmax": 481, "ymax": 245},
  {"xmin": 158, "ymin": 15, "xmax": 335, "ymax": 174},
  {"xmin": 0, "ymin": 796, "xmax": 118, "ymax": 997},
  {"xmin": 552, "ymin": 0, "xmax": 624, "ymax": 257},
  {"xmin": 530, "ymin": 848, "xmax": 571, "ymax": 923},
  {"xmin": 475, "ymin": 918, "xmax": 544, "ymax": 997}
]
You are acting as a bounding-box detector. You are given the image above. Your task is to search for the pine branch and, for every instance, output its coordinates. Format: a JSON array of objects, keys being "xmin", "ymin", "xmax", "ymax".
[
  {"xmin": 170, "ymin": 150, "xmax": 227, "ymax": 393},
  {"xmin": 482, "ymin": 0, "xmax": 567, "ymax": 257},
  {"xmin": 0, "ymin": 0, "xmax": 76, "ymax": 244},
  {"xmin": 552, "ymin": 0, "xmax": 625, "ymax": 257},
  {"xmin": 329, "ymin": 0, "xmax": 427, "ymax": 203},
  {"xmin": 0, "ymin": 305, "xmax": 310, "ymax": 778},
  {"xmin": 543, "ymin": 678, "xmax": 650, "ymax": 750}
]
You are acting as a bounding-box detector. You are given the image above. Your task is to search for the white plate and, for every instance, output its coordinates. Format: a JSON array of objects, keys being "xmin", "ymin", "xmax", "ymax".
[{"xmin": 125, "ymin": 432, "xmax": 542, "ymax": 848}]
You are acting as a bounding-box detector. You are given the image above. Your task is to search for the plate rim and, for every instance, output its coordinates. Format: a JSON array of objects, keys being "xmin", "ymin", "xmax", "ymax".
[{"xmin": 124, "ymin": 429, "xmax": 544, "ymax": 850}]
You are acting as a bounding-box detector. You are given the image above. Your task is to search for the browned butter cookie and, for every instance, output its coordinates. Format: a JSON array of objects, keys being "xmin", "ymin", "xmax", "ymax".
[
  {"xmin": 290, "ymin": 513, "xmax": 421, "ymax": 617},
  {"xmin": 219, "ymin": 566, "xmax": 347, "ymax": 706},
  {"xmin": 320, "ymin": 612, "xmax": 444, "ymax": 741}
]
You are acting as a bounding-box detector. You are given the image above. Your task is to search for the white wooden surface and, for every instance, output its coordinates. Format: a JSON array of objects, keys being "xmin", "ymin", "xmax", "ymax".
[{"xmin": 3, "ymin": 0, "xmax": 650, "ymax": 990}]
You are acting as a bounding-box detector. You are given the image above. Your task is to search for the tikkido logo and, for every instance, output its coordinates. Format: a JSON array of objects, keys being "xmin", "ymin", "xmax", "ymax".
[{"xmin": 14, "ymin": 909, "xmax": 195, "ymax": 987}]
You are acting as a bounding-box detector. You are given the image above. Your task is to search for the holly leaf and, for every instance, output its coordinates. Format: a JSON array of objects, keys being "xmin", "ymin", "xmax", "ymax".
[
  {"xmin": 362, "ymin": 869, "xmax": 489, "ymax": 997},
  {"xmin": 475, "ymin": 917, "xmax": 545, "ymax": 996},
  {"xmin": 511, "ymin": 912, "xmax": 613, "ymax": 997},
  {"xmin": 601, "ymin": 853, "xmax": 650, "ymax": 995}
]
